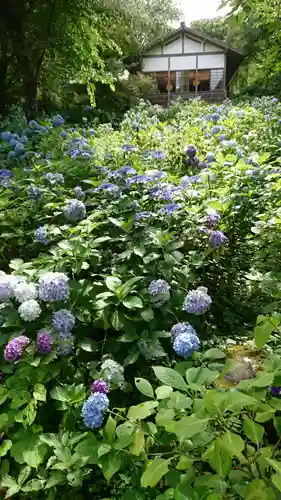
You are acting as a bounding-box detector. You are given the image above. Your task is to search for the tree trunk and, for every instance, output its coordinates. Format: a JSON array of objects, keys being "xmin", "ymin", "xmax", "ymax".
[
  {"xmin": 0, "ymin": 56, "xmax": 8, "ymax": 116},
  {"xmin": 24, "ymin": 75, "xmax": 38, "ymax": 119}
]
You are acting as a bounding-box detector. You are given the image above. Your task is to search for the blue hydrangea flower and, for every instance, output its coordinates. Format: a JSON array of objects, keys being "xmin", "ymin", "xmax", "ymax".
[
  {"xmin": 96, "ymin": 182, "xmax": 118, "ymax": 193},
  {"xmin": 153, "ymin": 151, "xmax": 165, "ymax": 160},
  {"xmin": 161, "ymin": 203, "xmax": 181, "ymax": 214},
  {"xmin": 38, "ymin": 272, "xmax": 69, "ymax": 302},
  {"xmin": 135, "ymin": 211, "xmax": 153, "ymax": 221},
  {"xmin": 52, "ymin": 115, "xmax": 65, "ymax": 127},
  {"xmin": 28, "ymin": 185, "xmax": 43, "ymax": 201},
  {"xmin": 171, "ymin": 322, "xmax": 197, "ymax": 340},
  {"xmin": 204, "ymin": 213, "xmax": 220, "ymax": 227},
  {"xmin": 126, "ymin": 175, "xmax": 150, "ymax": 186},
  {"xmin": 122, "ymin": 144, "xmax": 137, "ymax": 152},
  {"xmin": 183, "ymin": 288, "xmax": 212, "ymax": 315},
  {"xmin": 1, "ymin": 131, "xmax": 11, "ymax": 142},
  {"xmin": 212, "ymin": 126, "xmax": 222, "ymax": 134},
  {"xmin": 210, "ymin": 230, "xmax": 228, "ymax": 249},
  {"xmin": 35, "ymin": 226, "xmax": 49, "ymax": 245},
  {"xmin": 118, "ymin": 165, "xmax": 136, "ymax": 175},
  {"xmin": 82, "ymin": 398, "xmax": 104, "ymax": 429},
  {"xmin": 90, "ymin": 392, "xmax": 109, "ymax": 411},
  {"xmin": 64, "ymin": 199, "xmax": 86, "ymax": 222},
  {"xmin": 14, "ymin": 143, "xmax": 25, "ymax": 155},
  {"xmin": 74, "ymin": 186, "xmax": 85, "ymax": 198},
  {"xmin": 211, "ymin": 113, "xmax": 220, "ymax": 122},
  {"xmin": 52, "ymin": 309, "xmax": 75, "ymax": 334},
  {"xmin": 8, "ymin": 151, "xmax": 16, "ymax": 160},
  {"xmin": 206, "ymin": 152, "xmax": 216, "ymax": 163},
  {"xmin": 148, "ymin": 279, "xmax": 170, "ymax": 307},
  {"xmin": 173, "ymin": 332, "xmax": 200, "ymax": 358},
  {"xmin": 60, "ymin": 131, "xmax": 68, "ymax": 139},
  {"xmin": 57, "ymin": 333, "xmax": 74, "ymax": 355}
]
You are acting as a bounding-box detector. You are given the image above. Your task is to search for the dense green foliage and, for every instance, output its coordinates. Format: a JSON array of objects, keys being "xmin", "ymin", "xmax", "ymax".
[
  {"xmin": 0, "ymin": 0, "xmax": 180, "ymax": 116},
  {"xmin": 0, "ymin": 97, "xmax": 281, "ymax": 498}
]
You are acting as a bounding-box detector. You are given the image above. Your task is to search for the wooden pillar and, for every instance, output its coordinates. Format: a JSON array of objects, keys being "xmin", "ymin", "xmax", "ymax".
[
  {"xmin": 168, "ymin": 57, "xmax": 171, "ymax": 106},
  {"xmin": 195, "ymin": 55, "xmax": 198, "ymax": 96},
  {"xmin": 223, "ymin": 53, "xmax": 227, "ymax": 98}
]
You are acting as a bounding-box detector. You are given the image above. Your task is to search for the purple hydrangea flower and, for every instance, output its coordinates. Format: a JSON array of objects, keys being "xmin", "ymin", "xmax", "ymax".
[
  {"xmin": 153, "ymin": 151, "xmax": 165, "ymax": 160},
  {"xmin": 38, "ymin": 272, "xmax": 69, "ymax": 302},
  {"xmin": 91, "ymin": 379, "xmax": 109, "ymax": 394},
  {"xmin": 268, "ymin": 386, "xmax": 281, "ymax": 396},
  {"xmin": 64, "ymin": 199, "xmax": 86, "ymax": 222},
  {"xmin": 173, "ymin": 332, "xmax": 200, "ymax": 358},
  {"xmin": 183, "ymin": 288, "xmax": 212, "ymax": 315},
  {"xmin": 186, "ymin": 145, "xmax": 197, "ymax": 158},
  {"xmin": 36, "ymin": 330, "xmax": 53, "ymax": 354},
  {"xmin": 52, "ymin": 309, "xmax": 75, "ymax": 334},
  {"xmin": 210, "ymin": 230, "xmax": 228, "ymax": 249},
  {"xmin": 205, "ymin": 213, "xmax": 220, "ymax": 227},
  {"xmin": 16, "ymin": 335, "xmax": 31, "ymax": 349},
  {"xmin": 35, "ymin": 226, "xmax": 49, "ymax": 245},
  {"xmin": 4, "ymin": 335, "xmax": 30, "ymax": 362},
  {"xmin": 171, "ymin": 322, "xmax": 197, "ymax": 340}
]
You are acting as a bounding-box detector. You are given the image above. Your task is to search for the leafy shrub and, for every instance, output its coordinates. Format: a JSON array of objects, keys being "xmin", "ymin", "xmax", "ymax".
[{"xmin": 1, "ymin": 97, "xmax": 281, "ymax": 498}]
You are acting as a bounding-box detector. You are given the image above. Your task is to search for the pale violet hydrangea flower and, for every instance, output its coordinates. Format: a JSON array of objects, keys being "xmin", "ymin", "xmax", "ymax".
[
  {"xmin": 35, "ymin": 226, "xmax": 49, "ymax": 245},
  {"xmin": 173, "ymin": 332, "xmax": 200, "ymax": 358},
  {"xmin": 64, "ymin": 199, "xmax": 86, "ymax": 222},
  {"xmin": 0, "ymin": 275, "xmax": 15, "ymax": 302},
  {"xmin": 74, "ymin": 186, "xmax": 85, "ymax": 199},
  {"xmin": 13, "ymin": 281, "xmax": 37, "ymax": 303},
  {"xmin": 18, "ymin": 299, "xmax": 41, "ymax": 321},
  {"xmin": 210, "ymin": 230, "xmax": 228, "ymax": 249},
  {"xmin": 148, "ymin": 279, "xmax": 170, "ymax": 308},
  {"xmin": 52, "ymin": 309, "xmax": 75, "ymax": 334},
  {"xmin": 38, "ymin": 272, "xmax": 69, "ymax": 302},
  {"xmin": 183, "ymin": 288, "xmax": 212, "ymax": 315},
  {"xmin": 4, "ymin": 335, "xmax": 30, "ymax": 362}
]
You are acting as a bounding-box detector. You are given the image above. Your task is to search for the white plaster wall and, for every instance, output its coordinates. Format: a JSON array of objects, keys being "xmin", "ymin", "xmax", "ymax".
[
  {"xmin": 184, "ymin": 37, "xmax": 203, "ymax": 53},
  {"xmin": 145, "ymin": 47, "xmax": 162, "ymax": 56},
  {"xmin": 163, "ymin": 38, "xmax": 182, "ymax": 55},
  {"xmin": 142, "ymin": 57, "xmax": 169, "ymax": 72},
  {"xmin": 170, "ymin": 55, "xmax": 196, "ymax": 71},
  {"xmin": 205, "ymin": 43, "xmax": 224, "ymax": 52},
  {"xmin": 198, "ymin": 54, "xmax": 225, "ymax": 70}
]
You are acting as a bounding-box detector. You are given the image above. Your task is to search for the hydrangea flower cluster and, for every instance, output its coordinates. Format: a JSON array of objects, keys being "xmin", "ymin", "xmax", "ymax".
[
  {"xmin": 38, "ymin": 272, "xmax": 69, "ymax": 302},
  {"xmin": 148, "ymin": 279, "xmax": 171, "ymax": 308},
  {"xmin": 82, "ymin": 392, "xmax": 109, "ymax": 429},
  {"xmin": 36, "ymin": 330, "xmax": 53, "ymax": 354},
  {"xmin": 52, "ymin": 309, "xmax": 75, "ymax": 334},
  {"xmin": 210, "ymin": 230, "xmax": 228, "ymax": 249},
  {"xmin": 161, "ymin": 203, "xmax": 181, "ymax": 214},
  {"xmin": 44, "ymin": 173, "xmax": 64, "ymax": 185},
  {"xmin": 18, "ymin": 299, "xmax": 41, "ymax": 321},
  {"xmin": 13, "ymin": 281, "xmax": 37, "ymax": 303},
  {"xmin": 74, "ymin": 186, "xmax": 85, "ymax": 199},
  {"xmin": 183, "ymin": 287, "xmax": 212, "ymax": 315},
  {"xmin": 91, "ymin": 379, "xmax": 109, "ymax": 394},
  {"xmin": 186, "ymin": 144, "xmax": 197, "ymax": 158},
  {"xmin": 0, "ymin": 275, "xmax": 16, "ymax": 302},
  {"xmin": 204, "ymin": 213, "xmax": 220, "ymax": 227},
  {"xmin": 52, "ymin": 115, "xmax": 65, "ymax": 127},
  {"xmin": 4, "ymin": 335, "xmax": 30, "ymax": 362},
  {"xmin": 64, "ymin": 199, "xmax": 86, "ymax": 222},
  {"xmin": 171, "ymin": 322, "xmax": 197, "ymax": 340},
  {"xmin": 35, "ymin": 226, "xmax": 49, "ymax": 245},
  {"xmin": 173, "ymin": 331, "xmax": 200, "ymax": 358},
  {"xmin": 28, "ymin": 185, "xmax": 43, "ymax": 201},
  {"xmin": 100, "ymin": 358, "xmax": 125, "ymax": 388}
]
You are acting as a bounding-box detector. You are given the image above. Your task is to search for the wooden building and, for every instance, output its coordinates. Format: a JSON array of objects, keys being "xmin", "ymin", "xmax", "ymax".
[{"xmin": 141, "ymin": 22, "xmax": 244, "ymax": 105}]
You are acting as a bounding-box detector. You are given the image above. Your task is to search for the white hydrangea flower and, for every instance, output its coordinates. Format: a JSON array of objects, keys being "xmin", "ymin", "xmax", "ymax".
[
  {"xmin": 18, "ymin": 299, "xmax": 41, "ymax": 322},
  {"xmin": 13, "ymin": 282, "xmax": 37, "ymax": 304}
]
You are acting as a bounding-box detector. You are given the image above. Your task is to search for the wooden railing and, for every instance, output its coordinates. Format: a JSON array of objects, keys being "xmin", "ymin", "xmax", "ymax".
[{"xmin": 146, "ymin": 90, "xmax": 227, "ymax": 106}]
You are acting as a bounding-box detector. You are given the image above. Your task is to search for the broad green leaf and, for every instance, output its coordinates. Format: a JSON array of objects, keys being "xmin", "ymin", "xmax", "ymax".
[
  {"xmin": 127, "ymin": 401, "xmax": 158, "ymax": 421},
  {"xmin": 274, "ymin": 416, "xmax": 281, "ymax": 436},
  {"xmin": 156, "ymin": 409, "xmax": 175, "ymax": 428},
  {"xmin": 18, "ymin": 466, "xmax": 32, "ymax": 485},
  {"xmin": 203, "ymin": 348, "xmax": 226, "ymax": 360},
  {"xmin": 33, "ymin": 384, "xmax": 46, "ymax": 402},
  {"xmin": 153, "ymin": 366, "xmax": 189, "ymax": 392},
  {"xmin": 243, "ymin": 416, "xmax": 264, "ymax": 445},
  {"xmin": 98, "ymin": 444, "xmax": 112, "ymax": 457},
  {"xmin": 100, "ymin": 452, "xmax": 121, "ymax": 483},
  {"xmin": 122, "ymin": 295, "xmax": 143, "ymax": 309},
  {"xmin": 141, "ymin": 308, "xmax": 154, "ymax": 322},
  {"xmin": 111, "ymin": 310, "xmax": 124, "ymax": 330},
  {"xmin": 237, "ymin": 371, "xmax": 274, "ymax": 389},
  {"xmin": 117, "ymin": 276, "xmax": 143, "ymax": 300},
  {"xmin": 245, "ymin": 479, "xmax": 275, "ymax": 499},
  {"xmin": 50, "ymin": 386, "xmax": 68, "ymax": 402},
  {"xmin": 141, "ymin": 458, "xmax": 170, "ymax": 488},
  {"xmin": 170, "ymin": 415, "xmax": 209, "ymax": 439},
  {"xmin": 135, "ymin": 378, "xmax": 154, "ymax": 398},
  {"xmin": 105, "ymin": 276, "xmax": 122, "ymax": 292},
  {"xmin": 254, "ymin": 321, "xmax": 275, "ymax": 348},
  {"xmin": 204, "ymin": 441, "xmax": 232, "ymax": 478},
  {"xmin": 80, "ymin": 339, "xmax": 98, "ymax": 352},
  {"xmin": 0, "ymin": 439, "xmax": 12, "ymax": 457},
  {"xmin": 74, "ymin": 435, "xmax": 98, "ymax": 464},
  {"xmin": 130, "ymin": 429, "xmax": 145, "ymax": 456},
  {"xmin": 272, "ymin": 473, "xmax": 281, "ymax": 492},
  {"xmin": 265, "ymin": 458, "xmax": 281, "ymax": 475},
  {"xmin": 1, "ymin": 474, "xmax": 20, "ymax": 497},
  {"xmin": 176, "ymin": 456, "xmax": 194, "ymax": 470},
  {"xmin": 167, "ymin": 392, "xmax": 192, "ymax": 410},
  {"xmin": 185, "ymin": 366, "xmax": 219, "ymax": 387},
  {"xmin": 104, "ymin": 416, "xmax": 116, "ymax": 442},
  {"xmin": 218, "ymin": 432, "xmax": 246, "ymax": 463},
  {"xmin": 22, "ymin": 479, "xmax": 45, "ymax": 492},
  {"xmin": 156, "ymin": 385, "xmax": 173, "ymax": 399},
  {"xmin": 124, "ymin": 349, "xmax": 140, "ymax": 366},
  {"xmin": 45, "ymin": 471, "xmax": 65, "ymax": 489}
]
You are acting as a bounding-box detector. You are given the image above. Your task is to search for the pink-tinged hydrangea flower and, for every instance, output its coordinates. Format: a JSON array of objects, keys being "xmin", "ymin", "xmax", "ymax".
[
  {"xmin": 91, "ymin": 379, "xmax": 109, "ymax": 394},
  {"xmin": 36, "ymin": 330, "xmax": 53, "ymax": 354}
]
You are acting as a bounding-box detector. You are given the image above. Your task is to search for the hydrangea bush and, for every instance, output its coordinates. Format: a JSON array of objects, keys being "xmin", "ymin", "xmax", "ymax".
[{"xmin": 1, "ymin": 98, "xmax": 281, "ymax": 497}]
